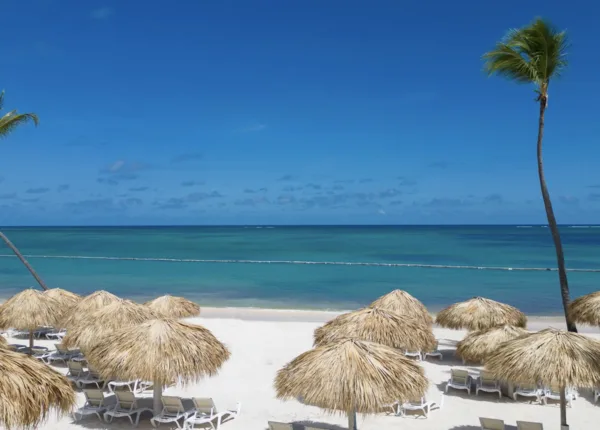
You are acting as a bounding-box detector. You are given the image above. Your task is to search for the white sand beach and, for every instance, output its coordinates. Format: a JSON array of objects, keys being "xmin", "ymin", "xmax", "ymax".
[{"xmin": 7, "ymin": 308, "xmax": 600, "ymax": 430}]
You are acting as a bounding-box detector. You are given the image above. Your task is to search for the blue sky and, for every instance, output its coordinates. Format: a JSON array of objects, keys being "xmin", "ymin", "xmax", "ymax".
[{"xmin": 1, "ymin": 0, "xmax": 599, "ymax": 225}]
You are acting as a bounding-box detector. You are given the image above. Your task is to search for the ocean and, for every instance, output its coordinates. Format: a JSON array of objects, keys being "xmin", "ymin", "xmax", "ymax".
[{"xmin": 0, "ymin": 225, "xmax": 599, "ymax": 315}]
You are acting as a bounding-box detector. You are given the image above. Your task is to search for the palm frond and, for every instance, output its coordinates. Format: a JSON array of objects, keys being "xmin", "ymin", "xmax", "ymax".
[{"xmin": 0, "ymin": 112, "xmax": 39, "ymax": 138}]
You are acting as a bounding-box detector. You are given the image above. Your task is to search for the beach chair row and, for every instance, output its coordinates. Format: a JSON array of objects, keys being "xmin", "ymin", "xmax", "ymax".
[
  {"xmin": 480, "ymin": 417, "xmax": 544, "ymax": 430},
  {"xmin": 74, "ymin": 390, "xmax": 241, "ymax": 429}
]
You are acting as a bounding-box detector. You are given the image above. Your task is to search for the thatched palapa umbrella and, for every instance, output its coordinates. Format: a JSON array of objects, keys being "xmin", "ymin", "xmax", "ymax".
[
  {"xmin": 145, "ymin": 295, "xmax": 200, "ymax": 318},
  {"xmin": 62, "ymin": 299, "xmax": 157, "ymax": 351},
  {"xmin": 0, "ymin": 289, "xmax": 61, "ymax": 352},
  {"xmin": 435, "ymin": 296, "xmax": 527, "ymax": 331},
  {"xmin": 275, "ymin": 338, "xmax": 428, "ymax": 430},
  {"xmin": 369, "ymin": 289, "xmax": 433, "ymax": 325},
  {"xmin": 60, "ymin": 290, "xmax": 120, "ymax": 330},
  {"xmin": 486, "ymin": 328, "xmax": 600, "ymax": 430},
  {"xmin": 87, "ymin": 318, "xmax": 230, "ymax": 415},
  {"xmin": 0, "ymin": 347, "xmax": 76, "ymax": 429},
  {"xmin": 456, "ymin": 325, "xmax": 529, "ymax": 364},
  {"xmin": 44, "ymin": 288, "xmax": 81, "ymax": 320},
  {"xmin": 568, "ymin": 291, "xmax": 600, "ymax": 326},
  {"xmin": 314, "ymin": 307, "xmax": 436, "ymax": 352}
]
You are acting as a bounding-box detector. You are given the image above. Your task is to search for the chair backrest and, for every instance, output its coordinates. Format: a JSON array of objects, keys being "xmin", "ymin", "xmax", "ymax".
[
  {"xmin": 480, "ymin": 417, "xmax": 505, "ymax": 430},
  {"xmin": 480, "ymin": 371, "xmax": 497, "ymax": 384},
  {"xmin": 267, "ymin": 422, "xmax": 293, "ymax": 430},
  {"xmin": 55, "ymin": 343, "xmax": 69, "ymax": 354},
  {"xmin": 517, "ymin": 383, "xmax": 537, "ymax": 391},
  {"xmin": 406, "ymin": 397, "xmax": 426, "ymax": 406},
  {"xmin": 161, "ymin": 396, "xmax": 184, "ymax": 413},
  {"xmin": 31, "ymin": 346, "xmax": 47, "ymax": 356},
  {"xmin": 192, "ymin": 397, "xmax": 217, "ymax": 415},
  {"xmin": 67, "ymin": 360, "xmax": 85, "ymax": 375},
  {"xmin": 516, "ymin": 421, "xmax": 543, "ymax": 430},
  {"xmin": 115, "ymin": 391, "xmax": 137, "ymax": 411},
  {"xmin": 84, "ymin": 389, "xmax": 105, "ymax": 407},
  {"xmin": 451, "ymin": 369, "xmax": 469, "ymax": 384}
]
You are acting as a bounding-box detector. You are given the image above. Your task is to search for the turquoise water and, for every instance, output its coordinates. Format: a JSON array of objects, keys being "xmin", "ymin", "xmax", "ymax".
[{"xmin": 0, "ymin": 226, "xmax": 599, "ymax": 314}]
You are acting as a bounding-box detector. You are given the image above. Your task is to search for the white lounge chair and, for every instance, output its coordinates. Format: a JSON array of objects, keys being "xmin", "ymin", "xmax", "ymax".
[
  {"xmin": 541, "ymin": 386, "xmax": 576, "ymax": 407},
  {"xmin": 182, "ymin": 398, "xmax": 219, "ymax": 429},
  {"xmin": 73, "ymin": 389, "xmax": 116, "ymax": 421},
  {"xmin": 512, "ymin": 384, "xmax": 542, "ymax": 402},
  {"xmin": 476, "ymin": 371, "xmax": 502, "ymax": 399},
  {"xmin": 445, "ymin": 369, "xmax": 472, "ymax": 395},
  {"xmin": 516, "ymin": 421, "xmax": 543, "ymax": 430},
  {"xmin": 108, "ymin": 379, "xmax": 152, "ymax": 394},
  {"xmin": 397, "ymin": 394, "xmax": 443, "ymax": 418},
  {"xmin": 151, "ymin": 396, "xmax": 196, "ymax": 428},
  {"xmin": 44, "ymin": 343, "xmax": 75, "ymax": 365},
  {"xmin": 104, "ymin": 391, "xmax": 153, "ymax": 427},
  {"xmin": 404, "ymin": 350, "xmax": 422, "ymax": 360},
  {"xmin": 268, "ymin": 422, "xmax": 293, "ymax": 430},
  {"xmin": 66, "ymin": 360, "xmax": 89, "ymax": 387},
  {"xmin": 46, "ymin": 328, "xmax": 67, "ymax": 340},
  {"xmin": 78, "ymin": 364, "xmax": 107, "ymax": 389},
  {"xmin": 185, "ymin": 401, "xmax": 241, "ymax": 429},
  {"xmin": 423, "ymin": 342, "xmax": 443, "ymax": 360},
  {"xmin": 480, "ymin": 417, "xmax": 505, "ymax": 430}
]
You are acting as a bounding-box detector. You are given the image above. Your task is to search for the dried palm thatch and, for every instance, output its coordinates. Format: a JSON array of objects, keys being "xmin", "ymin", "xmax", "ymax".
[
  {"xmin": 0, "ymin": 289, "xmax": 61, "ymax": 331},
  {"xmin": 62, "ymin": 299, "xmax": 157, "ymax": 351},
  {"xmin": 485, "ymin": 328, "xmax": 600, "ymax": 388},
  {"xmin": 369, "ymin": 289, "xmax": 433, "ymax": 325},
  {"xmin": 314, "ymin": 307, "xmax": 436, "ymax": 352},
  {"xmin": 435, "ymin": 297, "xmax": 527, "ymax": 331},
  {"xmin": 144, "ymin": 295, "xmax": 200, "ymax": 318},
  {"xmin": 0, "ymin": 335, "xmax": 7, "ymax": 348},
  {"xmin": 456, "ymin": 325, "xmax": 529, "ymax": 363},
  {"xmin": 0, "ymin": 347, "xmax": 76, "ymax": 429},
  {"xmin": 86, "ymin": 318, "xmax": 230, "ymax": 414},
  {"xmin": 275, "ymin": 338, "xmax": 427, "ymax": 429},
  {"xmin": 44, "ymin": 288, "xmax": 81, "ymax": 319},
  {"xmin": 569, "ymin": 291, "xmax": 600, "ymax": 326},
  {"xmin": 60, "ymin": 290, "xmax": 120, "ymax": 330}
]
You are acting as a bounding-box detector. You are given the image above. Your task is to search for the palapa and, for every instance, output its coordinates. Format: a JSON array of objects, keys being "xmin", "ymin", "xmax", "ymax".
[
  {"xmin": 62, "ymin": 299, "xmax": 157, "ymax": 351},
  {"xmin": 568, "ymin": 291, "xmax": 600, "ymax": 326},
  {"xmin": 435, "ymin": 296, "xmax": 527, "ymax": 331},
  {"xmin": 485, "ymin": 328, "xmax": 600, "ymax": 430},
  {"xmin": 0, "ymin": 347, "xmax": 75, "ymax": 429},
  {"xmin": 144, "ymin": 294, "xmax": 200, "ymax": 318},
  {"xmin": 275, "ymin": 338, "xmax": 428, "ymax": 430},
  {"xmin": 60, "ymin": 290, "xmax": 120, "ymax": 330},
  {"xmin": 86, "ymin": 318, "xmax": 230, "ymax": 414},
  {"xmin": 369, "ymin": 289, "xmax": 433, "ymax": 325},
  {"xmin": 314, "ymin": 307, "xmax": 436, "ymax": 352},
  {"xmin": 456, "ymin": 325, "xmax": 529, "ymax": 364},
  {"xmin": 0, "ymin": 289, "xmax": 62, "ymax": 351},
  {"xmin": 44, "ymin": 288, "xmax": 81, "ymax": 319}
]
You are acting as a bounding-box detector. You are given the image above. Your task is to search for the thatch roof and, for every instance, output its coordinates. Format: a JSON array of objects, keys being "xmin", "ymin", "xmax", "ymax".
[
  {"xmin": 44, "ymin": 288, "xmax": 81, "ymax": 318},
  {"xmin": 0, "ymin": 347, "xmax": 75, "ymax": 429},
  {"xmin": 62, "ymin": 299, "xmax": 157, "ymax": 351},
  {"xmin": 456, "ymin": 325, "xmax": 529, "ymax": 363},
  {"xmin": 314, "ymin": 307, "xmax": 436, "ymax": 352},
  {"xmin": 0, "ymin": 335, "xmax": 7, "ymax": 348},
  {"xmin": 144, "ymin": 295, "xmax": 200, "ymax": 318},
  {"xmin": 435, "ymin": 297, "xmax": 527, "ymax": 331},
  {"xmin": 369, "ymin": 289, "xmax": 433, "ymax": 325},
  {"xmin": 485, "ymin": 328, "xmax": 600, "ymax": 388},
  {"xmin": 86, "ymin": 318, "xmax": 230, "ymax": 386},
  {"xmin": 275, "ymin": 338, "xmax": 428, "ymax": 414},
  {"xmin": 0, "ymin": 289, "xmax": 61, "ymax": 330},
  {"xmin": 569, "ymin": 291, "xmax": 600, "ymax": 326},
  {"xmin": 60, "ymin": 290, "xmax": 120, "ymax": 330}
]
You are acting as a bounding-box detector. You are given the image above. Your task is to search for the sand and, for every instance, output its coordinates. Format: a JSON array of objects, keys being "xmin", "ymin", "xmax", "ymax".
[{"xmin": 6, "ymin": 308, "xmax": 599, "ymax": 430}]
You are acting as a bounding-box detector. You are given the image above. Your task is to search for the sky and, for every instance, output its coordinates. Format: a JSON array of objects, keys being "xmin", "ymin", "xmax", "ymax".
[{"xmin": 1, "ymin": 0, "xmax": 599, "ymax": 225}]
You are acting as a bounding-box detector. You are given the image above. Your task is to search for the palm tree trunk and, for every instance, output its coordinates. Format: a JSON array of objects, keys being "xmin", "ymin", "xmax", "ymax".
[
  {"xmin": 0, "ymin": 231, "xmax": 48, "ymax": 291},
  {"xmin": 535, "ymin": 96, "xmax": 577, "ymax": 334}
]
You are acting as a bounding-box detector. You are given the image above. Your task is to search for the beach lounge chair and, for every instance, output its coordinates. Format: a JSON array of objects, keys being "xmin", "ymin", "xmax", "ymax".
[
  {"xmin": 479, "ymin": 417, "xmax": 505, "ymax": 430},
  {"xmin": 397, "ymin": 394, "xmax": 443, "ymax": 418},
  {"xmin": 73, "ymin": 389, "xmax": 116, "ymax": 421},
  {"xmin": 182, "ymin": 398, "xmax": 219, "ymax": 429},
  {"xmin": 151, "ymin": 396, "xmax": 196, "ymax": 428},
  {"xmin": 184, "ymin": 401, "xmax": 241, "ymax": 429},
  {"xmin": 108, "ymin": 379, "xmax": 152, "ymax": 394},
  {"xmin": 423, "ymin": 342, "xmax": 443, "ymax": 360},
  {"xmin": 103, "ymin": 390, "xmax": 153, "ymax": 427},
  {"xmin": 445, "ymin": 369, "xmax": 472, "ymax": 395},
  {"xmin": 512, "ymin": 384, "xmax": 542, "ymax": 402},
  {"xmin": 78, "ymin": 364, "xmax": 107, "ymax": 389},
  {"xmin": 516, "ymin": 421, "xmax": 543, "ymax": 430},
  {"xmin": 44, "ymin": 343, "xmax": 75, "ymax": 365},
  {"xmin": 476, "ymin": 371, "xmax": 502, "ymax": 399},
  {"xmin": 267, "ymin": 422, "xmax": 293, "ymax": 430},
  {"xmin": 541, "ymin": 386, "xmax": 575, "ymax": 407},
  {"xmin": 404, "ymin": 350, "xmax": 422, "ymax": 360},
  {"xmin": 66, "ymin": 360, "xmax": 89, "ymax": 387},
  {"xmin": 45, "ymin": 328, "xmax": 67, "ymax": 340}
]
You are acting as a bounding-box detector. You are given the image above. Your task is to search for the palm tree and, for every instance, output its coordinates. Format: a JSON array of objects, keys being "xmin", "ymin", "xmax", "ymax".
[
  {"xmin": 483, "ymin": 19, "xmax": 576, "ymax": 333},
  {"xmin": 0, "ymin": 91, "xmax": 48, "ymax": 290}
]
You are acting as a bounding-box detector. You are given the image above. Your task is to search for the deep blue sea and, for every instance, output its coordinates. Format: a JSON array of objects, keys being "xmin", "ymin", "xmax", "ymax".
[{"xmin": 0, "ymin": 225, "xmax": 599, "ymax": 314}]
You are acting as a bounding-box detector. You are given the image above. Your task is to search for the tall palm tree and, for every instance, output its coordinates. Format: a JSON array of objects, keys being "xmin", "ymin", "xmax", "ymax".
[
  {"xmin": 0, "ymin": 91, "xmax": 48, "ymax": 290},
  {"xmin": 483, "ymin": 19, "xmax": 576, "ymax": 333}
]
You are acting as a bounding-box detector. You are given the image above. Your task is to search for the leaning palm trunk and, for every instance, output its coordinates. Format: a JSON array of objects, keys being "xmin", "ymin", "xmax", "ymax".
[
  {"xmin": 535, "ymin": 95, "xmax": 576, "ymax": 335},
  {"xmin": 0, "ymin": 231, "xmax": 48, "ymax": 290}
]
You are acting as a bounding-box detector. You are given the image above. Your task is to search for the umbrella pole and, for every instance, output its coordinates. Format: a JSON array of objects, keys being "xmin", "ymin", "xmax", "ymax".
[
  {"xmin": 153, "ymin": 381, "xmax": 162, "ymax": 415},
  {"xmin": 28, "ymin": 329, "xmax": 34, "ymax": 354},
  {"xmin": 347, "ymin": 409, "xmax": 357, "ymax": 430},
  {"xmin": 559, "ymin": 386, "xmax": 568, "ymax": 430}
]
